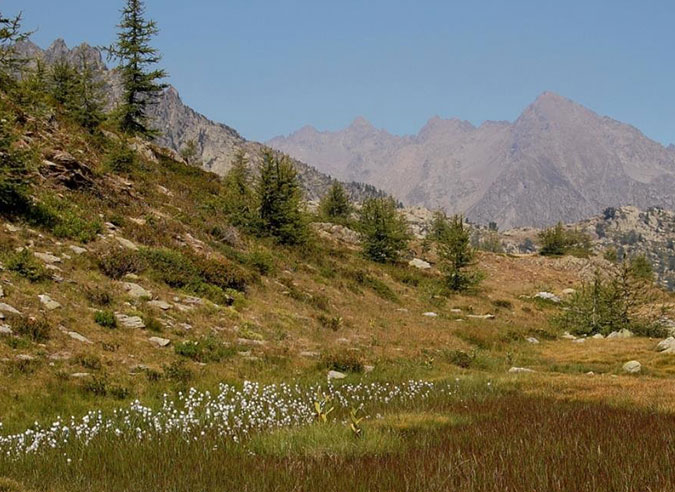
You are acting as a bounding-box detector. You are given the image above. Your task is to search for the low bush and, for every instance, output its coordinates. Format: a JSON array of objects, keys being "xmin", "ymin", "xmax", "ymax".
[
  {"xmin": 7, "ymin": 249, "xmax": 49, "ymax": 282},
  {"xmin": 13, "ymin": 316, "xmax": 51, "ymax": 342},
  {"xmin": 103, "ymin": 140, "xmax": 136, "ymax": 173},
  {"xmin": 174, "ymin": 335, "xmax": 235, "ymax": 363},
  {"xmin": 321, "ymin": 351, "xmax": 364, "ymax": 373},
  {"xmin": 97, "ymin": 247, "xmax": 145, "ymax": 279},
  {"xmin": 94, "ymin": 310, "xmax": 117, "ymax": 329}
]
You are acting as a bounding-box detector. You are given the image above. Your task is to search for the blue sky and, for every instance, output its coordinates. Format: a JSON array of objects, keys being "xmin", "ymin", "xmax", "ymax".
[{"xmin": 5, "ymin": 0, "xmax": 675, "ymax": 145}]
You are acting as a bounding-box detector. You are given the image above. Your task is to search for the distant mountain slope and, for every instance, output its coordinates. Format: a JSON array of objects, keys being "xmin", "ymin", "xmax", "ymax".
[
  {"xmin": 268, "ymin": 92, "xmax": 675, "ymax": 227},
  {"xmin": 16, "ymin": 40, "xmax": 385, "ymax": 202}
]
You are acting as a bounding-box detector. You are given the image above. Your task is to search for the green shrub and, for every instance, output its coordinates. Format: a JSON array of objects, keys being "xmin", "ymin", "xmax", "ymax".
[
  {"xmin": 94, "ymin": 310, "xmax": 117, "ymax": 329},
  {"xmin": 7, "ymin": 249, "xmax": 48, "ymax": 282},
  {"xmin": 538, "ymin": 222, "xmax": 591, "ymax": 257},
  {"xmin": 245, "ymin": 250, "xmax": 276, "ymax": 275},
  {"xmin": 318, "ymin": 314, "xmax": 343, "ymax": 331},
  {"xmin": 52, "ymin": 209, "xmax": 103, "ymax": 242},
  {"xmin": 103, "ymin": 140, "xmax": 136, "ymax": 173},
  {"xmin": 144, "ymin": 316, "xmax": 163, "ymax": 333},
  {"xmin": 174, "ymin": 335, "xmax": 235, "ymax": 363},
  {"xmin": 140, "ymin": 248, "xmax": 195, "ymax": 287},
  {"xmin": 98, "ymin": 247, "xmax": 145, "ymax": 279},
  {"xmin": 85, "ymin": 285, "xmax": 113, "ymax": 306}
]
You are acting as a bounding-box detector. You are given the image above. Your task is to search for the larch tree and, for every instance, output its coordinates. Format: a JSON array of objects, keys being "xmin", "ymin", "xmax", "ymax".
[{"xmin": 106, "ymin": 0, "xmax": 166, "ymax": 137}]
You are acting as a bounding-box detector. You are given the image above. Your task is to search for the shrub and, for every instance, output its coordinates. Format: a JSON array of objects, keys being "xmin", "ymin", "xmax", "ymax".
[
  {"xmin": 143, "ymin": 316, "xmax": 163, "ymax": 333},
  {"xmin": 318, "ymin": 314, "xmax": 343, "ymax": 331},
  {"xmin": 321, "ymin": 351, "xmax": 364, "ymax": 373},
  {"xmin": 7, "ymin": 249, "xmax": 48, "ymax": 282},
  {"xmin": 538, "ymin": 222, "xmax": 591, "ymax": 257},
  {"xmin": 553, "ymin": 265, "xmax": 662, "ymax": 336},
  {"xmin": 13, "ymin": 316, "xmax": 51, "ymax": 342},
  {"xmin": 245, "ymin": 250, "xmax": 276, "ymax": 275},
  {"xmin": 85, "ymin": 285, "xmax": 113, "ymax": 306},
  {"xmin": 629, "ymin": 254, "xmax": 653, "ymax": 281},
  {"xmin": 163, "ymin": 360, "xmax": 193, "ymax": 383},
  {"xmin": 94, "ymin": 310, "xmax": 117, "ymax": 329},
  {"xmin": 75, "ymin": 353, "xmax": 102, "ymax": 370},
  {"xmin": 174, "ymin": 335, "xmax": 234, "ymax": 363},
  {"xmin": 98, "ymin": 247, "xmax": 145, "ymax": 279},
  {"xmin": 52, "ymin": 209, "xmax": 103, "ymax": 243},
  {"xmin": 103, "ymin": 140, "xmax": 136, "ymax": 173},
  {"xmin": 358, "ymin": 197, "xmax": 410, "ymax": 263},
  {"xmin": 444, "ymin": 349, "xmax": 474, "ymax": 369},
  {"xmin": 0, "ymin": 103, "xmax": 32, "ymax": 219},
  {"xmin": 139, "ymin": 248, "xmax": 195, "ymax": 287},
  {"xmin": 193, "ymin": 255, "xmax": 250, "ymax": 292}
]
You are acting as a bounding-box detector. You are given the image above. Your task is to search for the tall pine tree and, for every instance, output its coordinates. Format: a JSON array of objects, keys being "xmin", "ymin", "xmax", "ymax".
[
  {"xmin": 319, "ymin": 181, "xmax": 352, "ymax": 223},
  {"xmin": 0, "ymin": 11, "xmax": 31, "ymax": 89},
  {"xmin": 107, "ymin": 0, "xmax": 166, "ymax": 136}
]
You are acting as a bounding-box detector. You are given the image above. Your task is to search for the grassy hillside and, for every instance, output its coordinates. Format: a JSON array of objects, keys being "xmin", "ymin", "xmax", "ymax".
[{"xmin": 1, "ymin": 86, "xmax": 675, "ymax": 491}]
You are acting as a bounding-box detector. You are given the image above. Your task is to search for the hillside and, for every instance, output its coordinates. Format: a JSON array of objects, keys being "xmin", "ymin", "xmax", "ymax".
[
  {"xmin": 15, "ymin": 39, "xmax": 386, "ymax": 203},
  {"xmin": 268, "ymin": 92, "xmax": 675, "ymax": 228}
]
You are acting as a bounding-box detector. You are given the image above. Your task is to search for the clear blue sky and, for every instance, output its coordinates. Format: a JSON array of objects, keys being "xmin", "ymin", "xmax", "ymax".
[{"xmin": 5, "ymin": 0, "xmax": 675, "ymax": 145}]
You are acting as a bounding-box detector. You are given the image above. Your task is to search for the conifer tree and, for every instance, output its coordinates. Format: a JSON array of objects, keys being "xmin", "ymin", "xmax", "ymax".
[
  {"xmin": 434, "ymin": 212, "xmax": 480, "ymax": 291},
  {"xmin": 319, "ymin": 181, "xmax": 352, "ymax": 223},
  {"xmin": 358, "ymin": 197, "xmax": 410, "ymax": 263},
  {"xmin": 223, "ymin": 151, "xmax": 254, "ymax": 227},
  {"xmin": 0, "ymin": 11, "xmax": 31, "ymax": 88},
  {"xmin": 49, "ymin": 59, "xmax": 78, "ymax": 107},
  {"xmin": 256, "ymin": 150, "xmax": 307, "ymax": 245},
  {"xmin": 106, "ymin": 0, "xmax": 166, "ymax": 136},
  {"xmin": 71, "ymin": 53, "xmax": 106, "ymax": 131}
]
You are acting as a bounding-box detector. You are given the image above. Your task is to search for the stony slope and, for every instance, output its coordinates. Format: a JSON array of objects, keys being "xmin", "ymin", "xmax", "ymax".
[{"xmin": 268, "ymin": 93, "xmax": 675, "ymax": 228}]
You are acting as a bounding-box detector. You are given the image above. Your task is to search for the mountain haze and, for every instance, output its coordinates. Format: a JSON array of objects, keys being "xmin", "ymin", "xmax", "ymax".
[{"xmin": 268, "ymin": 93, "xmax": 675, "ymax": 228}]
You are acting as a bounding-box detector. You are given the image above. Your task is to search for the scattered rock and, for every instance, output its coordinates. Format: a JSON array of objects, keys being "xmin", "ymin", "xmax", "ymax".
[
  {"xmin": 70, "ymin": 373, "xmax": 91, "ymax": 378},
  {"xmin": 561, "ymin": 288, "xmax": 577, "ymax": 296},
  {"xmin": 16, "ymin": 354, "xmax": 35, "ymax": 361},
  {"xmin": 129, "ymin": 364, "xmax": 150, "ymax": 373},
  {"xmin": 409, "ymin": 258, "xmax": 432, "ymax": 270},
  {"xmin": 534, "ymin": 292, "xmax": 562, "ymax": 303},
  {"xmin": 38, "ymin": 294, "xmax": 61, "ymax": 310},
  {"xmin": 311, "ymin": 223, "xmax": 361, "ymax": 245},
  {"xmin": 5, "ymin": 224, "xmax": 20, "ymax": 233},
  {"xmin": 122, "ymin": 282, "xmax": 152, "ymax": 299},
  {"xmin": 591, "ymin": 333, "xmax": 605, "ymax": 339},
  {"xmin": 467, "ymin": 314, "xmax": 495, "ymax": 320},
  {"xmin": 149, "ymin": 337, "xmax": 171, "ymax": 348},
  {"xmin": 34, "ymin": 252, "xmax": 61, "ymax": 264},
  {"xmin": 0, "ymin": 324, "xmax": 12, "ymax": 335},
  {"xmin": 585, "ymin": 371, "xmax": 595, "ymax": 376},
  {"xmin": 327, "ymin": 370, "xmax": 347, "ymax": 380},
  {"xmin": 115, "ymin": 313, "xmax": 145, "ymax": 329},
  {"xmin": 561, "ymin": 332, "xmax": 577, "ymax": 340},
  {"xmin": 364, "ymin": 365, "xmax": 375, "ymax": 373},
  {"xmin": 115, "ymin": 237, "xmax": 139, "ymax": 251},
  {"xmin": 41, "ymin": 150, "xmax": 96, "ymax": 189},
  {"xmin": 0, "ymin": 285, "xmax": 3, "ymax": 297},
  {"xmin": 422, "ymin": 312, "xmax": 438, "ymax": 317},
  {"xmin": 508, "ymin": 367, "xmax": 535, "ymax": 374},
  {"xmin": 525, "ymin": 337, "xmax": 540, "ymax": 344},
  {"xmin": 622, "ymin": 360, "xmax": 641, "ymax": 374},
  {"xmin": 66, "ymin": 331, "xmax": 92, "ymax": 344},
  {"xmin": 237, "ymin": 338, "xmax": 265, "ymax": 346},
  {"xmin": 607, "ymin": 329, "xmax": 634, "ymax": 339},
  {"xmin": 147, "ymin": 300, "xmax": 171, "ymax": 310},
  {"xmin": 182, "ymin": 296, "xmax": 204, "ymax": 305},
  {"xmin": 656, "ymin": 337, "xmax": 675, "ymax": 353},
  {"xmin": 69, "ymin": 245, "xmax": 87, "ymax": 255},
  {"xmin": 572, "ymin": 338, "xmax": 586, "ymax": 344},
  {"xmin": 299, "ymin": 351, "xmax": 320, "ymax": 358},
  {"xmin": 450, "ymin": 309, "xmax": 463, "ymax": 314},
  {"xmin": 0, "ymin": 302, "xmax": 21, "ymax": 316}
]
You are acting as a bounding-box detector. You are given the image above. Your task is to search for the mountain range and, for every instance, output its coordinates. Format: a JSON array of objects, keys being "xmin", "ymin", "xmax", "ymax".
[{"xmin": 268, "ymin": 93, "xmax": 675, "ymax": 228}]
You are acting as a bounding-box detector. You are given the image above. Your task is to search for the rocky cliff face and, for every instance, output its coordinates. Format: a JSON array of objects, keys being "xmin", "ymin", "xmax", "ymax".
[
  {"xmin": 16, "ymin": 40, "xmax": 385, "ymax": 202},
  {"xmin": 268, "ymin": 92, "xmax": 675, "ymax": 228}
]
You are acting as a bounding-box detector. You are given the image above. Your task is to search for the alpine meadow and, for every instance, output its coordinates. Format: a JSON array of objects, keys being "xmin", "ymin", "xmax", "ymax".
[{"xmin": 0, "ymin": 2, "xmax": 674, "ymax": 491}]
